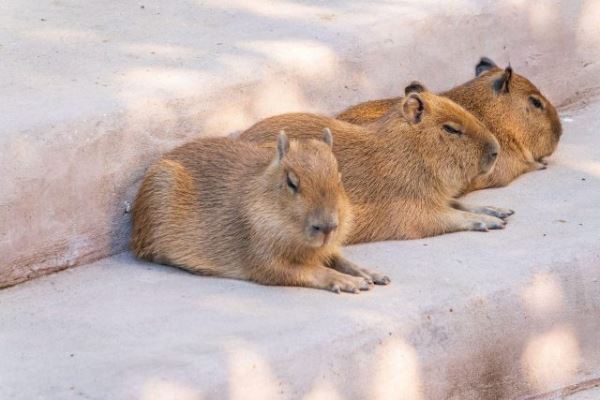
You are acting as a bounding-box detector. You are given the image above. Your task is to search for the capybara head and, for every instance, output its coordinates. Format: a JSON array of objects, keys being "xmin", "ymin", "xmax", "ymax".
[
  {"xmin": 449, "ymin": 57, "xmax": 562, "ymax": 161},
  {"xmin": 386, "ymin": 83, "xmax": 500, "ymax": 183},
  {"xmin": 266, "ymin": 130, "xmax": 351, "ymax": 248}
]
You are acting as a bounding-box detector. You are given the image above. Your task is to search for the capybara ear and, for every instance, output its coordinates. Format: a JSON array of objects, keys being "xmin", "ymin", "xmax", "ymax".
[
  {"xmin": 322, "ymin": 128, "xmax": 333, "ymax": 148},
  {"xmin": 402, "ymin": 93, "xmax": 425, "ymax": 124},
  {"xmin": 277, "ymin": 130, "xmax": 289, "ymax": 162},
  {"xmin": 493, "ymin": 66, "xmax": 513, "ymax": 94},
  {"xmin": 404, "ymin": 81, "xmax": 426, "ymax": 95},
  {"xmin": 475, "ymin": 57, "xmax": 498, "ymax": 76}
]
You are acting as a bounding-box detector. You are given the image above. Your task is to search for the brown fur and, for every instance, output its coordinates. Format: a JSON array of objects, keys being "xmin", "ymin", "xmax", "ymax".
[
  {"xmin": 240, "ymin": 90, "xmax": 513, "ymax": 243},
  {"xmin": 337, "ymin": 61, "xmax": 562, "ymax": 191},
  {"xmin": 131, "ymin": 134, "xmax": 389, "ymax": 293}
]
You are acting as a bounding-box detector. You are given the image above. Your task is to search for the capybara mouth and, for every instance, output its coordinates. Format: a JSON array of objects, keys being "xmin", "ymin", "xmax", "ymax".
[
  {"xmin": 321, "ymin": 232, "xmax": 331, "ymax": 246},
  {"xmin": 479, "ymin": 159, "xmax": 497, "ymax": 176},
  {"xmin": 306, "ymin": 232, "xmax": 333, "ymax": 248}
]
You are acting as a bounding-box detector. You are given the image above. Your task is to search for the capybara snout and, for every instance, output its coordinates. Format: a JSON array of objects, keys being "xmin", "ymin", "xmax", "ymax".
[{"xmin": 307, "ymin": 211, "xmax": 340, "ymax": 246}]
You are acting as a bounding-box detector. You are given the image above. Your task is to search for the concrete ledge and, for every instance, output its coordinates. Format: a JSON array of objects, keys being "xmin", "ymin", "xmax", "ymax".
[
  {"xmin": 1, "ymin": 101, "xmax": 599, "ymax": 399},
  {"xmin": 3, "ymin": 0, "xmax": 600, "ymax": 287}
]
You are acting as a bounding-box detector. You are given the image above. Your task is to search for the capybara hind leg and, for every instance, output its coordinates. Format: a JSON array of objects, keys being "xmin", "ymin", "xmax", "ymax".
[
  {"xmin": 328, "ymin": 254, "xmax": 390, "ymax": 285},
  {"xmin": 451, "ymin": 200, "xmax": 514, "ymax": 220},
  {"xmin": 165, "ymin": 255, "xmax": 227, "ymax": 277}
]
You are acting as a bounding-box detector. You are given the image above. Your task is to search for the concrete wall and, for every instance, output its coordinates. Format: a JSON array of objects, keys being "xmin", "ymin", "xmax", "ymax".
[{"xmin": 2, "ymin": 0, "xmax": 600, "ymax": 287}]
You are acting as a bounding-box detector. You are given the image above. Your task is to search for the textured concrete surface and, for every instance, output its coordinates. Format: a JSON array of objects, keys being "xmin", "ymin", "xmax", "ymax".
[
  {"xmin": 1, "ymin": 100, "xmax": 599, "ymax": 399},
  {"xmin": 2, "ymin": 0, "xmax": 600, "ymax": 287},
  {"xmin": 562, "ymin": 385, "xmax": 600, "ymax": 400},
  {"xmin": 520, "ymin": 378, "xmax": 600, "ymax": 400}
]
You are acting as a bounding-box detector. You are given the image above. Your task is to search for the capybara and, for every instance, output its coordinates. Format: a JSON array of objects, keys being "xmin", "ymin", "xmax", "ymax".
[
  {"xmin": 337, "ymin": 58, "xmax": 562, "ymax": 191},
  {"xmin": 131, "ymin": 130, "xmax": 389, "ymax": 294},
  {"xmin": 240, "ymin": 87, "xmax": 512, "ymax": 243}
]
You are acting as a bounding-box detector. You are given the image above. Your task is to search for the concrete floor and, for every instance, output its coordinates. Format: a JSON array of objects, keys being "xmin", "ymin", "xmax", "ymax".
[
  {"xmin": 2, "ymin": 1, "xmax": 600, "ymax": 398},
  {"xmin": 1, "ymin": 101, "xmax": 599, "ymax": 399},
  {"xmin": 3, "ymin": 0, "xmax": 600, "ymax": 288},
  {"xmin": 564, "ymin": 386, "xmax": 600, "ymax": 400}
]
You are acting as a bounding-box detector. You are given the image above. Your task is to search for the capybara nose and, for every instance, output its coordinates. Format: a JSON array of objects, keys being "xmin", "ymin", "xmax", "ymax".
[
  {"xmin": 312, "ymin": 222, "xmax": 338, "ymax": 235},
  {"xmin": 490, "ymin": 151, "xmax": 498, "ymax": 159}
]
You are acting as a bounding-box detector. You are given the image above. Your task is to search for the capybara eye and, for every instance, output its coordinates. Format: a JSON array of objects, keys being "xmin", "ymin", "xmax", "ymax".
[
  {"xmin": 286, "ymin": 174, "xmax": 299, "ymax": 193},
  {"xmin": 443, "ymin": 124, "xmax": 463, "ymax": 136},
  {"xmin": 529, "ymin": 96, "xmax": 544, "ymax": 110}
]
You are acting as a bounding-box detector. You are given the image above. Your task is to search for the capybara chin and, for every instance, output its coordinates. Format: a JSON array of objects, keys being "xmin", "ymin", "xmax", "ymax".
[
  {"xmin": 131, "ymin": 130, "xmax": 390, "ymax": 294},
  {"xmin": 336, "ymin": 57, "xmax": 563, "ymax": 192},
  {"xmin": 240, "ymin": 86, "xmax": 513, "ymax": 244}
]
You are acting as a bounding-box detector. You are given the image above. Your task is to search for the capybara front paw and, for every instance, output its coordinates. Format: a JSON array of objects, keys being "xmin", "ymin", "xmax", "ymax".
[
  {"xmin": 482, "ymin": 215, "xmax": 506, "ymax": 230},
  {"xmin": 471, "ymin": 221, "xmax": 488, "ymax": 232},
  {"xmin": 480, "ymin": 206, "xmax": 515, "ymax": 219},
  {"xmin": 329, "ymin": 275, "xmax": 371, "ymax": 294},
  {"xmin": 362, "ymin": 268, "xmax": 390, "ymax": 285},
  {"xmin": 471, "ymin": 215, "xmax": 506, "ymax": 231}
]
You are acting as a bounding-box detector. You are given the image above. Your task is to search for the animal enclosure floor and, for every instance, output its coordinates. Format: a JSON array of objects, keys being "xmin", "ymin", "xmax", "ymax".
[{"xmin": 1, "ymin": 101, "xmax": 600, "ymax": 399}]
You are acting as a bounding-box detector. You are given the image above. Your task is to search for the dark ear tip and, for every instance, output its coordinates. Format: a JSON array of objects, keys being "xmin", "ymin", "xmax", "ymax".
[
  {"xmin": 479, "ymin": 56, "xmax": 496, "ymax": 66},
  {"xmin": 476, "ymin": 57, "xmax": 498, "ymax": 76},
  {"xmin": 404, "ymin": 81, "xmax": 426, "ymax": 96}
]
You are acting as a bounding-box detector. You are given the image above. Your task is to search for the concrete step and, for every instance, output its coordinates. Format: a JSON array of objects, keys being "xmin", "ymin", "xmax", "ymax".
[
  {"xmin": 521, "ymin": 379, "xmax": 600, "ymax": 400},
  {"xmin": 2, "ymin": 0, "xmax": 600, "ymax": 288},
  {"xmin": 565, "ymin": 385, "xmax": 600, "ymax": 400},
  {"xmin": 2, "ymin": 99, "xmax": 600, "ymax": 398}
]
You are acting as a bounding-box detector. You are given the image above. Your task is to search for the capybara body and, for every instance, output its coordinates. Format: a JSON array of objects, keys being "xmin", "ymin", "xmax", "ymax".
[
  {"xmin": 337, "ymin": 58, "xmax": 562, "ymax": 191},
  {"xmin": 240, "ymin": 89, "xmax": 513, "ymax": 243},
  {"xmin": 131, "ymin": 133, "xmax": 389, "ymax": 293}
]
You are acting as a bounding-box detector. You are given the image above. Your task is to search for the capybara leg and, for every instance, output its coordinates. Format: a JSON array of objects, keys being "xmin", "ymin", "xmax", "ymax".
[
  {"xmin": 451, "ymin": 200, "xmax": 514, "ymax": 220},
  {"xmin": 328, "ymin": 254, "xmax": 390, "ymax": 285},
  {"xmin": 439, "ymin": 209, "xmax": 507, "ymax": 233},
  {"xmin": 298, "ymin": 265, "xmax": 371, "ymax": 294},
  {"xmin": 252, "ymin": 264, "xmax": 371, "ymax": 294}
]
